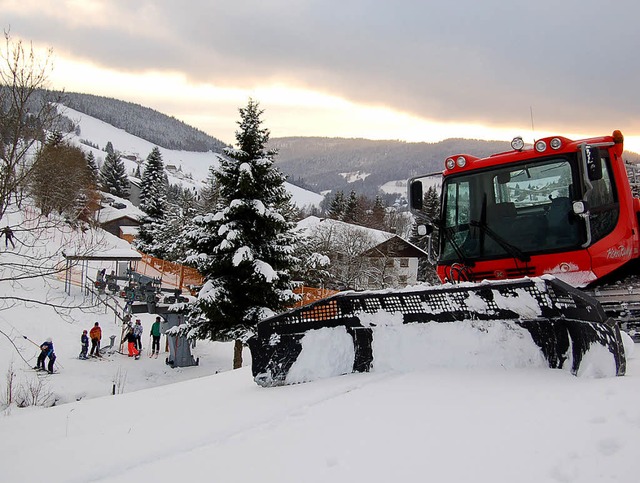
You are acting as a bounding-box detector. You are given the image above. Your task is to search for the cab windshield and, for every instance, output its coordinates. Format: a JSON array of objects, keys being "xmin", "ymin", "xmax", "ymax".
[{"xmin": 440, "ymin": 156, "xmax": 583, "ymax": 262}]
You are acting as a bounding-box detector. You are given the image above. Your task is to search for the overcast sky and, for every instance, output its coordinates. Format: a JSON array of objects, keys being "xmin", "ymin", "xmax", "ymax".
[{"xmin": 4, "ymin": 0, "xmax": 640, "ymax": 151}]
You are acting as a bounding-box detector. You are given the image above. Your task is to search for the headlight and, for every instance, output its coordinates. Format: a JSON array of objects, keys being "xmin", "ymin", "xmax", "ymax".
[
  {"xmin": 535, "ymin": 140, "xmax": 547, "ymax": 152},
  {"xmin": 550, "ymin": 137, "xmax": 562, "ymax": 150},
  {"xmin": 456, "ymin": 156, "xmax": 466, "ymax": 168},
  {"xmin": 445, "ymin": 158, "xmax": 456, "ymax": 170}
]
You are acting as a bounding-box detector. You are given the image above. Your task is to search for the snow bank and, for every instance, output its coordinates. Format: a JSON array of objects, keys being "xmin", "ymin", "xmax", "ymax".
[{"xmin": 282, "ymin": 314, "xmax": 629, "ymax": 384}]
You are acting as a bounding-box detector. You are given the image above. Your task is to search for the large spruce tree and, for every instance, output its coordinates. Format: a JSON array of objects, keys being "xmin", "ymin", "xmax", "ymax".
[
  {"xmin": 183, "ymin": 99, "xmax": 298, "ymax": 349},
  {"xmin": 135, "ymin": 147, "xmax": 168, "ymax": 255}
]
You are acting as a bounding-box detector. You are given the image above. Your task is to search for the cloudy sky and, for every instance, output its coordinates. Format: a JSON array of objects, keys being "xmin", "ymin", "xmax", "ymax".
[{"xmin": 4, "ymin": 0, "xmax": 640, "ymax": 152}]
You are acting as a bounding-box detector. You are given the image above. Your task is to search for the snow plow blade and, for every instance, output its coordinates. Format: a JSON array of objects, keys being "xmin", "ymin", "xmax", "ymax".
[{"xmin": 248, "ymin": 277, "xmax": 626, "ymax": 386}]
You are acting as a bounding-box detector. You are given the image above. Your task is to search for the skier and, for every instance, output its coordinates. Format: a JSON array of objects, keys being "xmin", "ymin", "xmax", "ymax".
[
  {"xmin": 2, "ymin": 226, "xmax": 15, "ymax": 248},
  {"xmin": 35, "ymin": 338, "xmax": 56, "ymax": 373},
  {"xmin": 124, "ymin": 327, "xmax": 140, "ymax": 359},
  {"xmin": 150, "ymin": 316, "xmax": 161, "ymax": 358},
  {"xmin": 133, "ymin": 319, "xmax": 143, "ymax": 352},
  {"xmin": 79, "ymin": 329, "xmax": 89, "ymax": 359},
  {"xmin": 89, "ymin": 322, "xmax": 102, "ymax": 357}
]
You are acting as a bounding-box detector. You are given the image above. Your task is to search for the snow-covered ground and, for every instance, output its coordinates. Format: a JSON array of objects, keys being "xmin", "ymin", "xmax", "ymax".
[{"xmin": 1, "ymin": 201, "xmax": 639, "ymax": 482}]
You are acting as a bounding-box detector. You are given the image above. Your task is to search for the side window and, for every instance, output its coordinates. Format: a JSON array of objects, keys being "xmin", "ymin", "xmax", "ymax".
[
  {"xmin": 441, "ymin": 180, "xmax": 471, "ymax": 261},
  {"xmin": 444, "ymin": 181, "xmax": 470, "ymax": 226},
  {"xmin": 589, "ymin": 151, "xmax": 618, "ymax": 242}
]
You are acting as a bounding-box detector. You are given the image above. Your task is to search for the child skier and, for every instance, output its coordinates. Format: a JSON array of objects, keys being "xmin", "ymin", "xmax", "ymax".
[{"xmin": 79, "ymin": 330, "xmax": 89, "ymax": 359}]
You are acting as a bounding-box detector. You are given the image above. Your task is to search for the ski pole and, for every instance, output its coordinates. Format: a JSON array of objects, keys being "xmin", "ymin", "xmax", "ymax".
[{"xmin": 23, "ymin": 335, "xmax": 41, "ymax": 348}]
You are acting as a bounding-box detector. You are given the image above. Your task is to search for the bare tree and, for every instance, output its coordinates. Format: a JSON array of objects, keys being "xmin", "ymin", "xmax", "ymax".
[
  {"xmin": 0, "ymin": 33, "xmax": 109, "ymax": 353},
  {"xmin": 306, "ymin": 221, "xmax": 377, "ymax": 290},
  {"xmin": 0, "ymin": 30, "xmax": 63, "ymax": 223}
]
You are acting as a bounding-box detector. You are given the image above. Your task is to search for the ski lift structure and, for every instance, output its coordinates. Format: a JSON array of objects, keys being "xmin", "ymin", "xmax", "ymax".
[{"xmin": 62, "ymin": 248, "xmax": 142, "ymax": 295}]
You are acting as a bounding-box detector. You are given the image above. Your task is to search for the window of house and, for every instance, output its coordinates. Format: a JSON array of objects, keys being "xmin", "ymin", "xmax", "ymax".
[
  {"xmin": 385, "ymin": 258, "xmax": 394, "ymax": 268},
  {"xmin": 399, "ymin": 258, "xmax": 409, "ymax": 267}
]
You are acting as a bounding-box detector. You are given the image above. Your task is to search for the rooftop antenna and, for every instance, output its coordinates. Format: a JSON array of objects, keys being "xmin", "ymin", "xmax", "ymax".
[{"xmin": 530, "ymin": 106, "xmax": 536, "ymax": 143}]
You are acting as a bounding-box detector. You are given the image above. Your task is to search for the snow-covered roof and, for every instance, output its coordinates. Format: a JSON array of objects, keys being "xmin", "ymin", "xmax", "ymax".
[
  {"xmin": 120, "ymin": 225, "xmax": 139, "ymax": 235},
  {"xmin": 96, "ymin": 192, "xmax": 146, "ymax": 224},
  {"xmin": 297, "ymin": 216, "xmax": 428, "ymax": 257},
  {"xmin": 297, "ymin": 216, "xmax": 395, "ymax": 248}
]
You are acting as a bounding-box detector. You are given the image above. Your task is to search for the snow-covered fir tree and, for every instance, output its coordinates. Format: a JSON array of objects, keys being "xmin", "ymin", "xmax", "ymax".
[
  {"xmin": 328, "ymin": 190, "xmax": 346, "ymax": 220},
  {"xmin": 343, "ymin": 190, "xmax": 360, "ymax": 223},
  {"xmin": 98, "ymin": 151, "xmax": 129, "ymax": 199},
  {"xmin": 155, "ymin": 187, "xmax": 199, "ymax": 261},
  {"xmin": 135, "ymin": 147, "xmax": 168, "ymax": 255},
  {"xmin": 198, "ymin": 164, "xmax": 221, "ymax": 213},
  {"xmin": 183, "ymin": 98, "xmax": 299, "ymax": 350},
  {"xmin": 86, "ymin": 151, "xmax": 98, "ymax": 183}
]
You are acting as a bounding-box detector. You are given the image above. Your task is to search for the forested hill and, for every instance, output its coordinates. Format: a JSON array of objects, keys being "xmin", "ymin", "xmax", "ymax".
[
  {"xmin": 56, "ymin": 91, "xmax": 229, "ymax": 153},
  {"xmin": 269, "ymin": 137, "xmax": 510, "ymax": 196}
]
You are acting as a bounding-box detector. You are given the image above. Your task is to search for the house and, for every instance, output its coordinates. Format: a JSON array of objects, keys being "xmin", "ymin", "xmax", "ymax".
[
  {"xmin": 297, "ymin": 216, "xmax": 427, "ymax": 291},
  {"xmin": 96, "ymin": 193, "xmax": 145, "ymax": 239}
]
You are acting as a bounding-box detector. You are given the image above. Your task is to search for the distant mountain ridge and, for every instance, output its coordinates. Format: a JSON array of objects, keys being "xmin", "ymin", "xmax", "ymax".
[{"xmin": 55, "ymin": 91, "xmax": 640, "ymax": 200}]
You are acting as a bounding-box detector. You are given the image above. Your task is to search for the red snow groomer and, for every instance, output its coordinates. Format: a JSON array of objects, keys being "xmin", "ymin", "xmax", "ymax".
[{"xmin": 248, "ymin": 131, "xmax": 634, "ymax": 386}]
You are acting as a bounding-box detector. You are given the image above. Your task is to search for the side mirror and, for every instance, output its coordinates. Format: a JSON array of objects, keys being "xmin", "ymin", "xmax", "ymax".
[
  {"xmin": 585, "ymin": 145, "xmax": 603, "ymax": 181},
  {"xmin": 409, "ymin": 180, "xmax": 423, "ymax": 211}
]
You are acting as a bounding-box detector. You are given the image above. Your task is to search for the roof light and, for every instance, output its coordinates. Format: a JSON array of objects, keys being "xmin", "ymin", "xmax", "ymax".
[
  {"xmin": 550, "ymin": 137, "xmax": 562, "ymax": 150},
  {"xmin": 456, "ymin": 156, "xmax": 466, "ymax": 168},
  {"xmin": 445, "ymin": 158, "xmax": 456, "ymax": 170},
  {"xmin": 612, "ymin": 130, "xmax": 624, "ymax": 144},
  {"xmin": 535, "ymin": 140, "xmax": 547, "ymax": 152},
  {"xmin": 511, "ymin": 137, "xmax": 524, "ymax": 151}
]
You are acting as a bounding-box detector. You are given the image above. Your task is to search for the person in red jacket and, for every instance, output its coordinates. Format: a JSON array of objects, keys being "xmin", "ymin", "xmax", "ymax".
[{"xmin": 89, "ymin": 322, "xmax": 102, "ymax": 357}]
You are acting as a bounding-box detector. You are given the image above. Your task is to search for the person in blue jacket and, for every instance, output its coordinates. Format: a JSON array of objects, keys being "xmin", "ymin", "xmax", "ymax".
[
  {"xmin": 79, "ymin": 330, "xmax": 89, "ymax": 359},
  {"xmin": 36, "ymin": 338, "xmax": 56, "ymax": 373}
]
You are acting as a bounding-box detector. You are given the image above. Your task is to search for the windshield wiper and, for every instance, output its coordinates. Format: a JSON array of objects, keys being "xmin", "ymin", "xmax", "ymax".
[
  {"xmin": 440, "ymin": 222, "xmax": 474, "ymax": 267},
  {"xmin": 469, "ymin": 220, "xmax": 531, "ymax": 263}
]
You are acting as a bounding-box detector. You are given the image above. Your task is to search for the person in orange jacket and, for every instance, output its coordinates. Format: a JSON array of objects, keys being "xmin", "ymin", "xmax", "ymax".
[{"xmin": 89, "ymin": 322, "xmax": 102, "ymax": 357}]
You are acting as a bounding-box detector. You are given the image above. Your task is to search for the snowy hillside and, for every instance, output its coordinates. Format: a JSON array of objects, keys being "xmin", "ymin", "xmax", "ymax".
[{"xmin": 63, "ymin": 106, "xmax": 324, "ymax": 210}]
